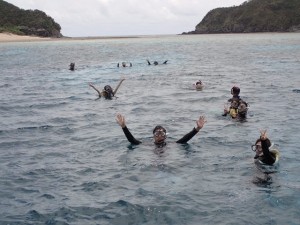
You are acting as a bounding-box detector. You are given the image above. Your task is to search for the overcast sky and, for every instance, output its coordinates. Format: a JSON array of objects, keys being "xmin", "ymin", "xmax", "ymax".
[{"xmin": 6, "ymin": 0, "xmax": 246, "ymax": 37}]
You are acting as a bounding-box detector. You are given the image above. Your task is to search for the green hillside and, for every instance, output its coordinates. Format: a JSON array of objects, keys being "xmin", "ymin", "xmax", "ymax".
[
  {"xmin": 0, "ymin": 0, "xmax": 62, "ymax": 37},
  {"xmin": 184, "ymin": 0, "xmax": 300, "ymax": 34}
]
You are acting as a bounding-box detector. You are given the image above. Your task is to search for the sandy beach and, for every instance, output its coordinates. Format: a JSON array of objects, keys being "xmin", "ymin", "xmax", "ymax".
[
  {"xmin": 0, "ymin": 33, "xmax": 51, "ymax": 42},
  {"xmin": 0, "ymin": 32, "xmax": 145, "ymax": 43}
]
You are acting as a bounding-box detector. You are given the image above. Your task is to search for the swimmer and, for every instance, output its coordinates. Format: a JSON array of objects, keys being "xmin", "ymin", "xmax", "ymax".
[
  {"xmin": 223, "ymin": 100, "xmax": 239, "ymax": 118},
  {"xmin": 89, "ymin": 78, "xmax": 125, "ymax": 99},
  {"xmin": 116, "ymin": 114, "xmax": 206, "ymax": 146},
  {"xmin": 237, "ymin": 100, "xmax": 248, "ymax": 119},
  {"xmin": 118, "ymin": 62, "xmax": 132, "ymax": 67},
  {"xmin": 252, "ymin": 130, "xmax": 276, "ymax": 165},
  {"xmin": 69, "ymin": 63, "xmax": 75, "ymax": 71},
  {"xmin": 223, "ymin": 100, "xmax": 248, "ymax": 119},
  {"xmin": 193, "ymin": 80, "xmax": 204, "ymax": 90},
  {"xmin": 147, "ymin": 60, "xmax": 168, "ymax": 65}
]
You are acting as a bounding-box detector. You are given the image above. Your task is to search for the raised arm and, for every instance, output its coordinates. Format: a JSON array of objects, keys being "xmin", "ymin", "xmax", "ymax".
[
  {"xmin": 89, "ymin": 83, "xmax": 101, "ymax": 97},
  {"xmin": 113, "ymin": 79, "xmax": 125, "ymax": 96},
  {"xmin": 176, "ymin": 116, "xmax": 206, "ymax": 144},
  {"xmin": 116, "ymin": 114, "xmax": 141, "ymax": 145}
]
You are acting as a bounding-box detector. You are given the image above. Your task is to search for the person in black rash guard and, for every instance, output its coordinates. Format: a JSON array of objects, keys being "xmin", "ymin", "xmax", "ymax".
[
  {"xmin": 116, "ymin": 114, "xmax": 206, "ymax": 146},
  {"xmin": 252, "ymin": 130, "xmax": 276, "ymax": 165}
]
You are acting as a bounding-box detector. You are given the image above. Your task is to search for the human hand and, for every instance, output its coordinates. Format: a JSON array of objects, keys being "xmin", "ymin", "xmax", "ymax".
[
  {"xmin": 260, "ymin": 129, "xmax": 268, "ymax": 140},
  {"xmin": 223, "ymin": 104, "xmax": 229, "ymax": 113},
  {"xmin": 116, "ymin": 113, "xmax": 126, "ymax": 128},
  {"xmin": 196, "ymin": 116, "xmax": 206, "ymax": 131}
]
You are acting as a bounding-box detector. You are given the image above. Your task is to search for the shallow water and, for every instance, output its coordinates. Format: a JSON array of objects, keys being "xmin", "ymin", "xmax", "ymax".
[{"xmin": 1, "ymin": 33, "xmax": 300, "ymax": 225}]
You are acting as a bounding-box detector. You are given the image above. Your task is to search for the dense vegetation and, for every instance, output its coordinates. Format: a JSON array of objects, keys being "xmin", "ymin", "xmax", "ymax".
[
  {"xmin": 0, "ymin": 0, "xmax": 62, "ymax": 37},
  {"xmin": 184, "ymin": 0, "xmax": 300, "ymax": 34}
]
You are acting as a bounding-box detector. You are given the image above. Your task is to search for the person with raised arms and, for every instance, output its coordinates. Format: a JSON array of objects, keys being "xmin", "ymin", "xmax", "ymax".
[
  {"xmin": 89, "ymin": 78, "xmax": 125, "ymax": 99},
  {"xmin": 116, "ymin": 114, "xmax": 206, "ymax": 147}
]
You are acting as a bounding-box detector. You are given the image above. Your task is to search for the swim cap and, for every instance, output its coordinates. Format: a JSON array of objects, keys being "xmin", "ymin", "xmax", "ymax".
[{"xmin": 153, "ymin": 125, "xmax": 166, "ymax": 134}]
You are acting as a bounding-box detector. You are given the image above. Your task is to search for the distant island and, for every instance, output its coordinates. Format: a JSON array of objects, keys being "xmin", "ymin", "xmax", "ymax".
[
  {"xmin": 0, "ymin": 0, "xmax": 62, "ymax": 38},
  {"xmin": 183, "ymin": 0, "xmax": 300, "ymax": 34}
]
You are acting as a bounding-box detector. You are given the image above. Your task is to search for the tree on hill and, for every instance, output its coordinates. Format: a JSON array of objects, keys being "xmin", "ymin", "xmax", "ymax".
[
  {"xmin": 184, "ymin": 0, "xmax": 300, "ymax": 34},
  {"xmin": 0, "ymin": 0, "xmax": 62, "ymax": 37}
]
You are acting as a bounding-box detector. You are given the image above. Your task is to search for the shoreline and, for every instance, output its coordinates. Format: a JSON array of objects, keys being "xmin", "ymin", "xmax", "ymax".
[
  {"xmin": 0, "ymin": 32, "xmax": 53, "ymax": 42},
  {"xmin": 0, "ymin": 32, "xmax": 145, "ymax": 43}
]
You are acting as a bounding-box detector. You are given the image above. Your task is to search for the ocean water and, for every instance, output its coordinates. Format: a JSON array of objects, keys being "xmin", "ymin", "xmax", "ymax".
[{"xmin": 0, "ymin": 33, "xmax": 300, "ymax": 225}]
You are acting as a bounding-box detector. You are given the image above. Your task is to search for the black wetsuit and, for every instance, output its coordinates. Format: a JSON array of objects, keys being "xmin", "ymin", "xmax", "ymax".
[
  {"xmin": 121, "ymin": 126, "xmax": 200, "ymax": 145},
  {"xmin": 257, "ymin": 139, "xmax": 276, "ymax": 165}
]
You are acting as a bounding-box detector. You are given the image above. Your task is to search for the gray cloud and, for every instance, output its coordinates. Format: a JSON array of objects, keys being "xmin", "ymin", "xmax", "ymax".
[{"xmin": 6, "ymin": 0, "xmax": 246, "ymax": 37}]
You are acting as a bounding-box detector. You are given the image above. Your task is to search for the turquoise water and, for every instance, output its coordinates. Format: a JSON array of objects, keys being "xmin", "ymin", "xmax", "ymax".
[{"xmin": 1, "ymin": 33, "xmax": 300, "ymax": 225}]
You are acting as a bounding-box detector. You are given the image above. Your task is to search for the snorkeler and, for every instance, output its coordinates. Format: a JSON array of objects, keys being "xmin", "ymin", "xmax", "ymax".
[
  {"xmin": 193, "ymin": 80, "xmax": 204, "ymax": 90},
  {"xmin": 223, "ymin": 86, "xmax": 248, "ymax": 119},
  {"xmin": 69, "ymin": 63, "xmax": 75, "ymax": 71},
  {"xmin": 223, "ymin": 100, "xmax": 248, "ymax": 119},
  {"xmin": 223, "ymin": 100, "xmax": 239, "ymax": 118},
  {"xmin": 117, "ymin": 62, "xmax": 132, "ymax": 67},
  {"xmin": 89, "ymin": 78, "xmax": 125, "ymax": 99},
  {"xmin": 252, "ymin": 130, "xmax": 276, "ymax": 165},
  {"xmin": 147, "ymin": 60, "xmax": 168, "ymax": 65},
  {"xmin": 116, "ymin": 114, "xmax": 206, "ymax": 146}
]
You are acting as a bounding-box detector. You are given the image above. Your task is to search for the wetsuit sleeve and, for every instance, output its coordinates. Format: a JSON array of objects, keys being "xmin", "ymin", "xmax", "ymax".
[
  {"xmin": 122, "ymin": 126, "xmax": 142, "ymax": 145},
  {"xmin": 176, "ymin": 128, "xmax": 199, "ymax": 144},
  {"xmin": 261, "ymin": 139, "xmax": 275, "ymax": 165}
]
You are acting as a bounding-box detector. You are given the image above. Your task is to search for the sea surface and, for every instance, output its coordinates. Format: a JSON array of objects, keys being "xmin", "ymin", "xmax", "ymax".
[{"xmin": 1, "ymin": 33, "xmax": 300, "ymax": 225}]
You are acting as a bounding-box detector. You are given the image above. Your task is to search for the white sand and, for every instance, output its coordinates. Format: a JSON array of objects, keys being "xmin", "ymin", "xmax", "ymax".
[{"xmin": 0, "ymin": 32, "xmax": 51, "ymax": 42}]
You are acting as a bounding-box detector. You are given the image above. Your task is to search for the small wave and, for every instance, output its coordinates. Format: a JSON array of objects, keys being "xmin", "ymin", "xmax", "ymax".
[
  {"xmin": 0, "ymin": 83, "xmax": 10, "ymax": 88},
  {"xmin": 292, "ymin": 89, "xmax": 300, "ymax": 93},
  {"xmin": 40, "ymin": 194, "xmax": 55, "ymax": 199},
  {"xmin": 17, "ymin": 125, "xmax": 53, "ymax": 130}
]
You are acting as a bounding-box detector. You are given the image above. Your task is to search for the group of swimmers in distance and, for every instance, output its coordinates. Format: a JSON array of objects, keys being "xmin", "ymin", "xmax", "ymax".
[{"xmin": 84, "ymin": 60, "xmax": 277, "ymax": 167}]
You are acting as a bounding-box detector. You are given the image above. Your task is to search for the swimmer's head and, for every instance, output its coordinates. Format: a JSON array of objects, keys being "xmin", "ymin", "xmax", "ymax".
[
  {"xmin": 196, "ymin": 80, "xmax": 202, "ymax": 85},
  {"xmin": 253, "ymin": 138, "xmax": 271, "ymax": 155},
  {"xmin": 238, "ymin": 101, "xmax": 248, "ymax": 114},
  {"xmin": 104, "ymin": 85, "xmax": 113, "ymax": 98},
  {"xmin": 231, "ymin": 86, "xmax": 240, "ymax": 96},
  {"xmin": 153, "ymin": 125, "xmax": 167, "ymax": 144}
]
